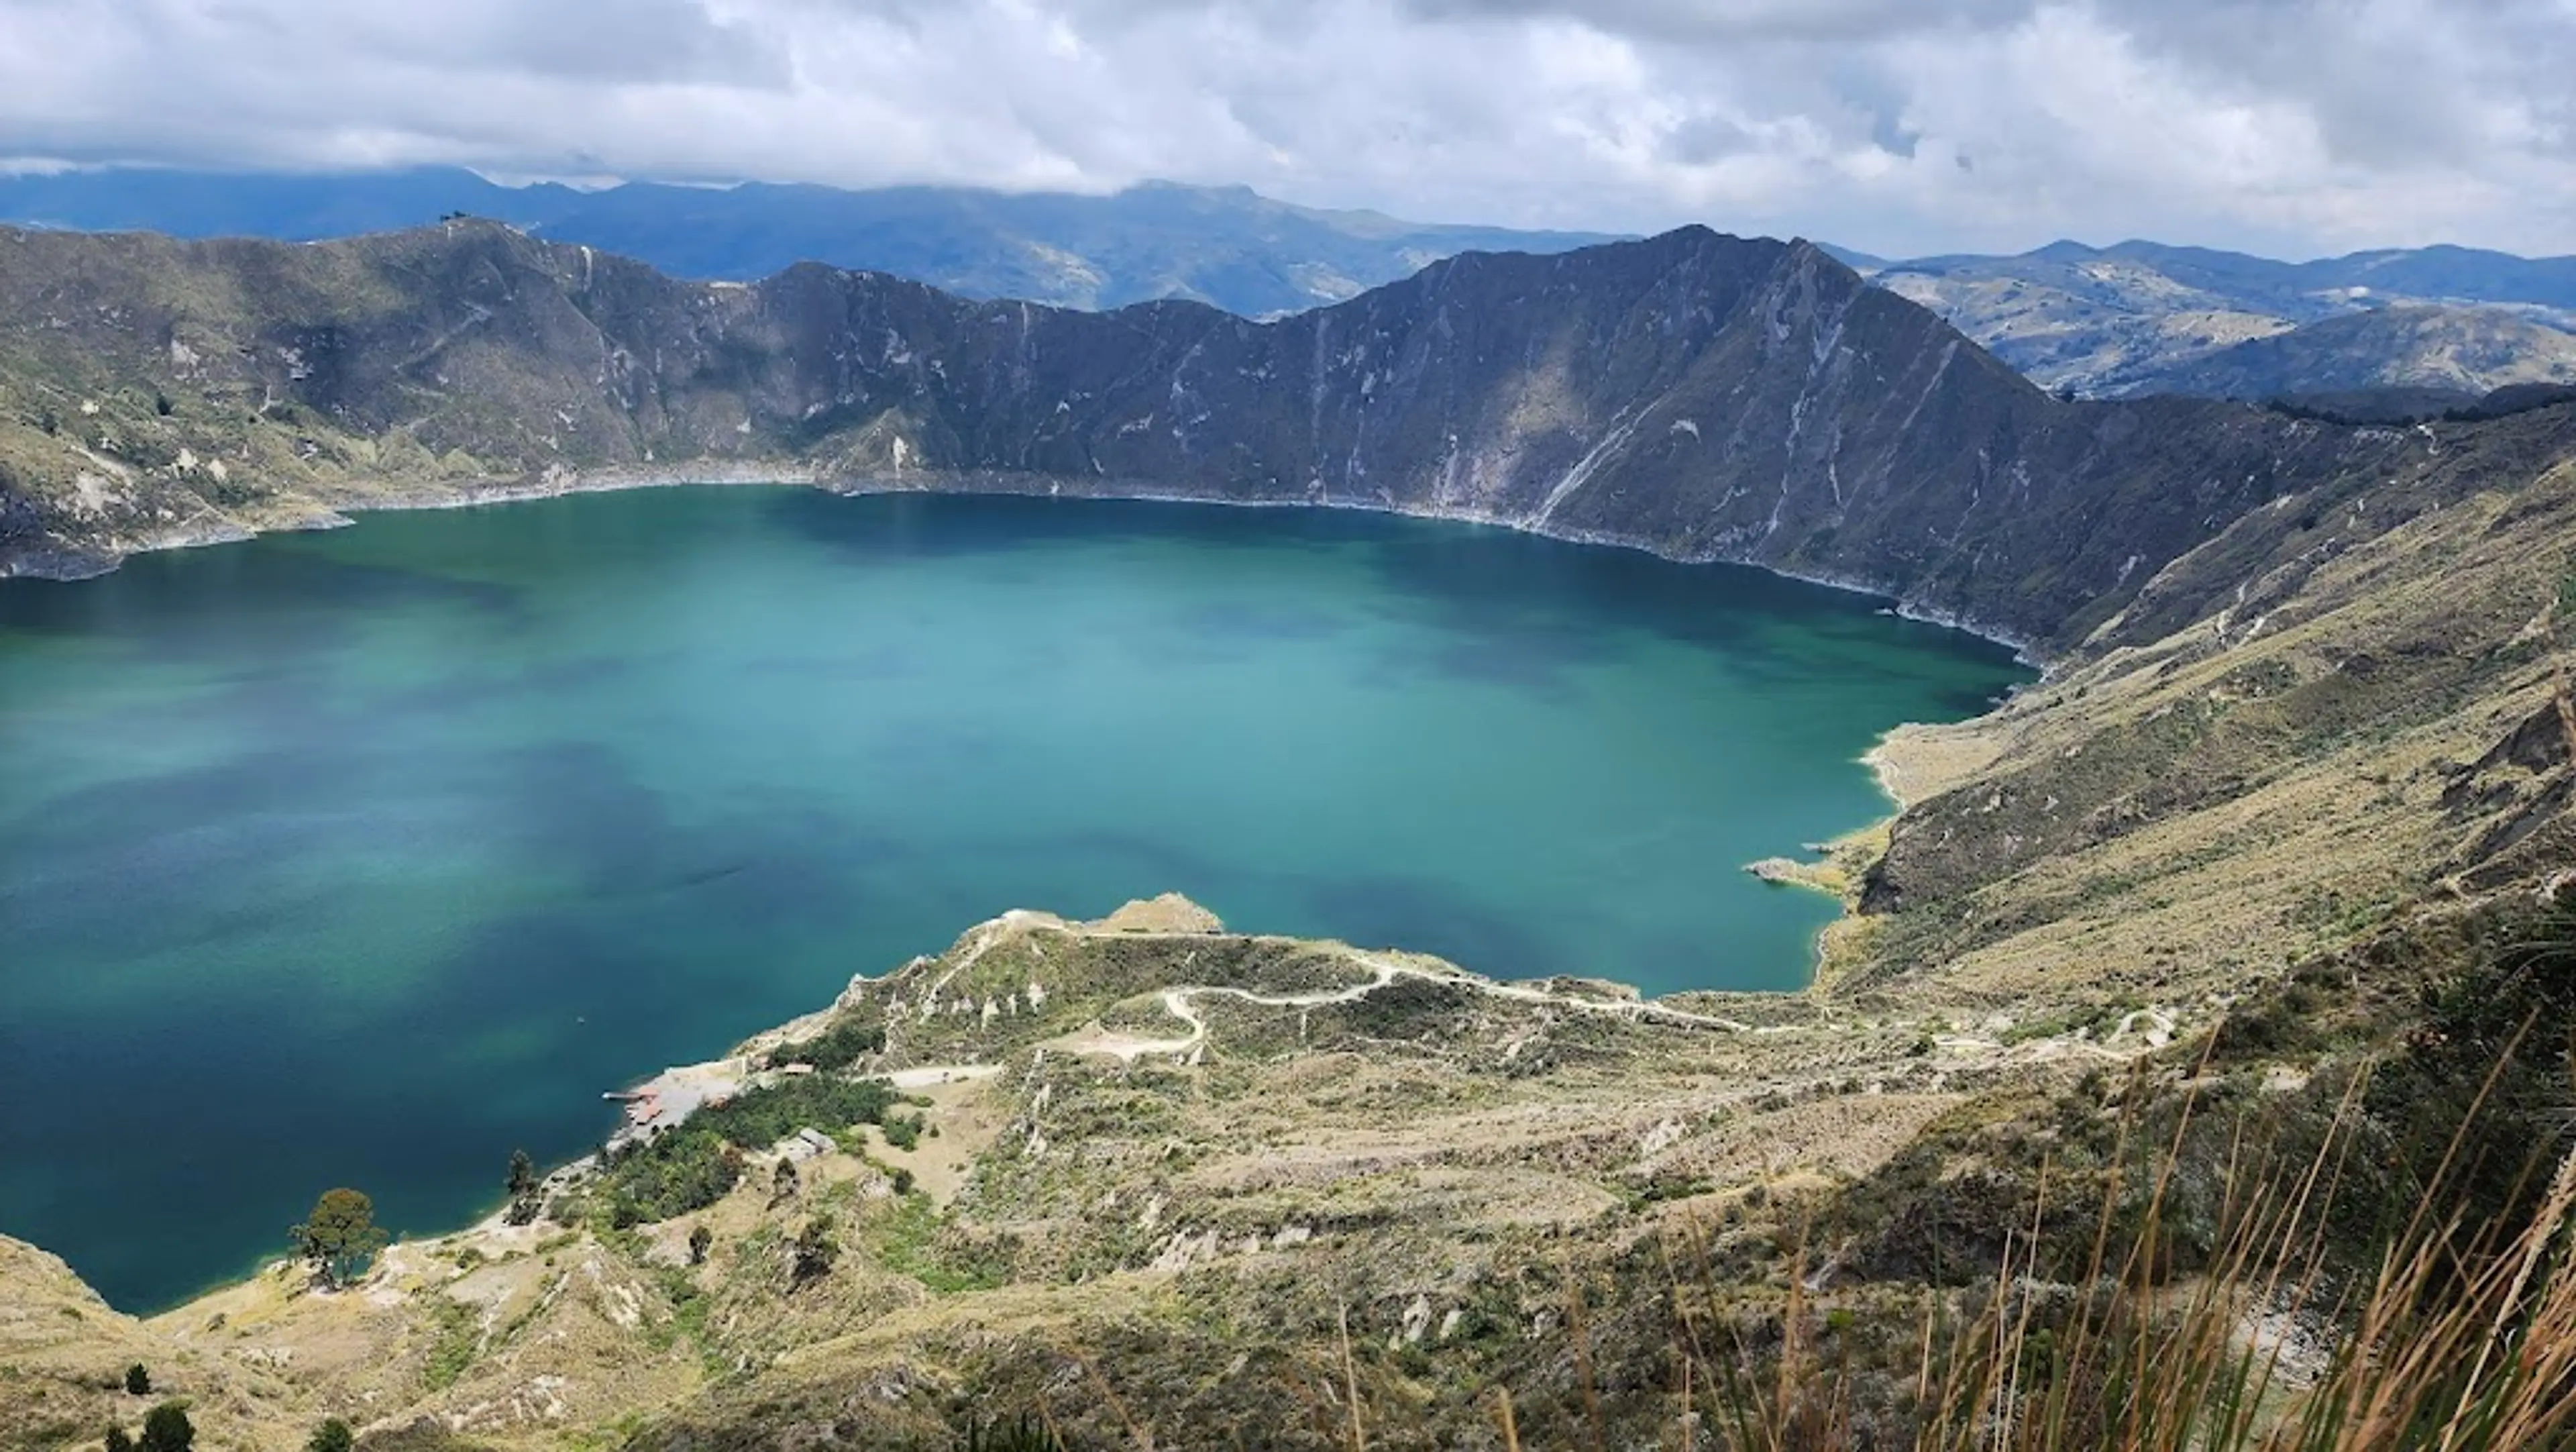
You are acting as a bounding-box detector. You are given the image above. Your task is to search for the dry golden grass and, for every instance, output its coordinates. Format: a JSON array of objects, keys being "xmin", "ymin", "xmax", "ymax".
[
  {"xmin": 1656, "ymin": 1039, "xmax": 2576, "ymax": 1452},
  {"xmin": 1859, "ymin": 460, "xmax": 2576, "ymax": 1008}
]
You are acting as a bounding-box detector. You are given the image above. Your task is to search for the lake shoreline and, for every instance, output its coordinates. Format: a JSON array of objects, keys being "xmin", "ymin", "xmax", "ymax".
[
  {"xmin": 303, "ymin": 472, "xmax": 2031, "ymax": 1005},
  {"xmin": 6, "ymin": 479, "xmax": 2025, "ymax": 1310},
  {"xmin": 4, "ymin": 464, "xmax": 2052, "ymax": 669}
]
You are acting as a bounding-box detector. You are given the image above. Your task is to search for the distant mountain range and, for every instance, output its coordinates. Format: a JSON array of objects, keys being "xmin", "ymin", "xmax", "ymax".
[
  {"xmin": 4, "ymin": 166, "xmax": 2572, "ymax": 404},
  {"xmin": 0, "ymin": 167, "xmax": 1617, "ymax": 320},
  {"xmin": 1845, "ymin": 238, "xmax": 2576, "ymax": 400}
]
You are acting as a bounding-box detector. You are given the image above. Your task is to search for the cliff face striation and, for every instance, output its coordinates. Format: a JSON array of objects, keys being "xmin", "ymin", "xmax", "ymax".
[{"xmin": 0, "ymin": 220, "xmax": 2416, "ymax": 654}]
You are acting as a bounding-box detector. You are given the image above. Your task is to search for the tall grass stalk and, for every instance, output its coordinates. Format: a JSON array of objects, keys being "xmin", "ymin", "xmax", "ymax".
[{"xmin": 1678, "ymin": 1025, "xmax": 2576, "ymax": 1451}]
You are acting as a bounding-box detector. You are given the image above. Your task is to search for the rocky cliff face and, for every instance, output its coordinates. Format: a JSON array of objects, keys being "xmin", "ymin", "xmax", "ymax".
[{"xmin": 0, "ymin": 221, "xmax": 2412, "ymax": 654}]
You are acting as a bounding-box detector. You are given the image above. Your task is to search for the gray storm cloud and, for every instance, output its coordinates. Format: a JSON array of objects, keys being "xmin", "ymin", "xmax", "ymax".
[{"xmin": 0, "ymin": 0, "xmax": 2565, "ymax": 255}]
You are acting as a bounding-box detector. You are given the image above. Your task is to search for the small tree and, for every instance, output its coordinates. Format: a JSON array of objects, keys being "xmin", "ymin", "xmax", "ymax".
[
  {"xmin": 138, "ymin": 1403, "xmax": 193, "ymax": 1452},
  {"xmin": 504, "ymin": 1149, "xmax": 542, "ymax": 1226},
  {"xmin": 123, "ymin": 1363, "xmax": 150, "ymax": 1395},
  {"xmin": 687, "ymin": 1224, "xmax": 713, "ymax": 1266},
  {"xmin": 290, "ymin": 1188, "xmax": 389, "ymax": 1289},
  {"xmin": 771, "ymin": 1156, "xmax": 800, "ymax": 1203},
  {"xmin": 305, "ymin": 1418, "xmax": 354, "ymax": 1452},
  {"xmin": 791, "ymin": 1214, "xmax": 838, "ymax": 1286},
  {"xmin": 104, "ymin": 1428, "xmax": 134, "ymax": 1452}
]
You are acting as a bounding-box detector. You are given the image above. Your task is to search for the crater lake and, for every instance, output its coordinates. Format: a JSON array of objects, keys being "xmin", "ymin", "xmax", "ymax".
[{"xmin": 0, "ymin": 487, "xmax": 2029, "ymax": 1308}]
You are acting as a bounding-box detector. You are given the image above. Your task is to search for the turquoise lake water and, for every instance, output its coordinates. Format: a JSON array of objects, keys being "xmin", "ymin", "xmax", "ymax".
[{"xmin": 0, "ymin": 487, "xmax": 2027, "ymax": 1310}]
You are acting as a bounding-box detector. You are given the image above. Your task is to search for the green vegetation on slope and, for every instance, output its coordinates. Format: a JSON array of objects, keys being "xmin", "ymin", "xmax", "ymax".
[{"xmin": 584, "ymin": 1073, "xmax": 902, "ymax": 1227}]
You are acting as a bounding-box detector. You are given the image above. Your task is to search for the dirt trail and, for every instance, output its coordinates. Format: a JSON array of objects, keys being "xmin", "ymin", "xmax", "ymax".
[
  {"xmin": 924, "ymin": 915, "xmax": 1042, "ymax": 1002},
  {"xmin": 883, "ymin": 1063, "xmax": 1005, "ymax": 1090},
  {"xmin": 1048, "ymin": 945, "xmax": 1754, "ymax": 1063}
]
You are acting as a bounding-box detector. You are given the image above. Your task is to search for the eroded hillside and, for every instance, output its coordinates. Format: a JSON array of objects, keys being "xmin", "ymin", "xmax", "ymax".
[{"xmin": 1853, "ymin": 400, "xmax": 2576, "ymax": 1002}]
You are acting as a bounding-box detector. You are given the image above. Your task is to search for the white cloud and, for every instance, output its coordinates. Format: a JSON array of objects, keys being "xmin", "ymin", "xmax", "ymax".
[{"xmin": 0, "ymin": 0, "xmax": 2565, "ymax": 256}]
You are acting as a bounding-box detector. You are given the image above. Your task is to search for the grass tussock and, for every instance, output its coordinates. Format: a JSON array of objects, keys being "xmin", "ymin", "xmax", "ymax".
[
  {"xmin": 1668, "ymin": 1023, "xmax": 2576, "ymax": 1451},
  {"xmin": 955, "ymin": 1063, "xmax": 2576, "ymax": 1451}
]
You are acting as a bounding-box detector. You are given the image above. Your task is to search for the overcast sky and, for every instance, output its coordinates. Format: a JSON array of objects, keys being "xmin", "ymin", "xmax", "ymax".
[{"xmin": 1, "ymin": 0, "xmax": 2569, "ymax": 257}]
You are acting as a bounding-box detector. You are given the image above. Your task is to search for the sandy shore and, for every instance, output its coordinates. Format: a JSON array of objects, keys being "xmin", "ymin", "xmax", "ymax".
[{"xmin": 1863, "ymin": 719, "xmax": 2010, "ymax": 810}]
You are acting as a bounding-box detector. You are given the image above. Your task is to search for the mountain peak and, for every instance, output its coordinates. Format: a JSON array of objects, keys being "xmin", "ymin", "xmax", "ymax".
[{"xmin": 2027, "ymin": 238, "xmax": 2100, "ymax": 262}]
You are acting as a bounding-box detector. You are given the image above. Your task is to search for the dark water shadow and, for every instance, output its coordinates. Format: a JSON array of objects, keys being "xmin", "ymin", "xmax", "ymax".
[
  {"xmin": 1299, "ymin": 872, "xmax": 1568, "ymax": 980},
  {"xmin": 0, "ymin": 531, "xmax": 533, "ymax": 654}
]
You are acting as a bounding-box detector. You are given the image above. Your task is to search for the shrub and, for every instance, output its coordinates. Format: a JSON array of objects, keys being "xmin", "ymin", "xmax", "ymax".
[
  {"xmin": 137, "ymin": 1404, "xmax": 191, "ymax": 1452},
  {"xmin": 768, "ymin": 1017, "xmax": 887, "ymax": 1072},
  {"xmin": 792, "ymin": 1215, "xmax": 839, "ymax": 1287},
  {"xmin": 422, "ymin": 1298, "xmax": 479, "ymax": 1392},
  {"xmin": 961, "ymin": 1414, "xmax": 1068, "ymax": 1451},
  {"xmin": 504, "ymin": 1149, "xmax": 543, "ymax": 1226},
  {"xmin": 693, "ymin": 1072, "xmax": 900, "ymax": 1151},
  {"xmin": 593, "ymin": 1073, "xmax": 899, "ymax": 1225},
  {"xmin": 123, "ymin": 1365, "xmax": 148, "ymax": 1396},
  {"xmin": 600, "ymin": 1130, "xmax": 743, "ymax": 1227}
]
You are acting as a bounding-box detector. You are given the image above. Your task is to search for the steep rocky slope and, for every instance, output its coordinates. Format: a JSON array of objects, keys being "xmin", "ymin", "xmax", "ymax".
[
  {"xmin": 1856, "ymin": 399, "xmax": 2576, "ymax": 1001},
  {"xmin": 0, "ymin": 221, "xmax": 2406, "ymax": 652}
]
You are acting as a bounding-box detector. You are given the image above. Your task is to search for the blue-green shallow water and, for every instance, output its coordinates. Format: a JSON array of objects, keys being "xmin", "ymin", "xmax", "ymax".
[{"xmin": 0, "ymin": 487, "xmax": 2028, "ymax": 1310}]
